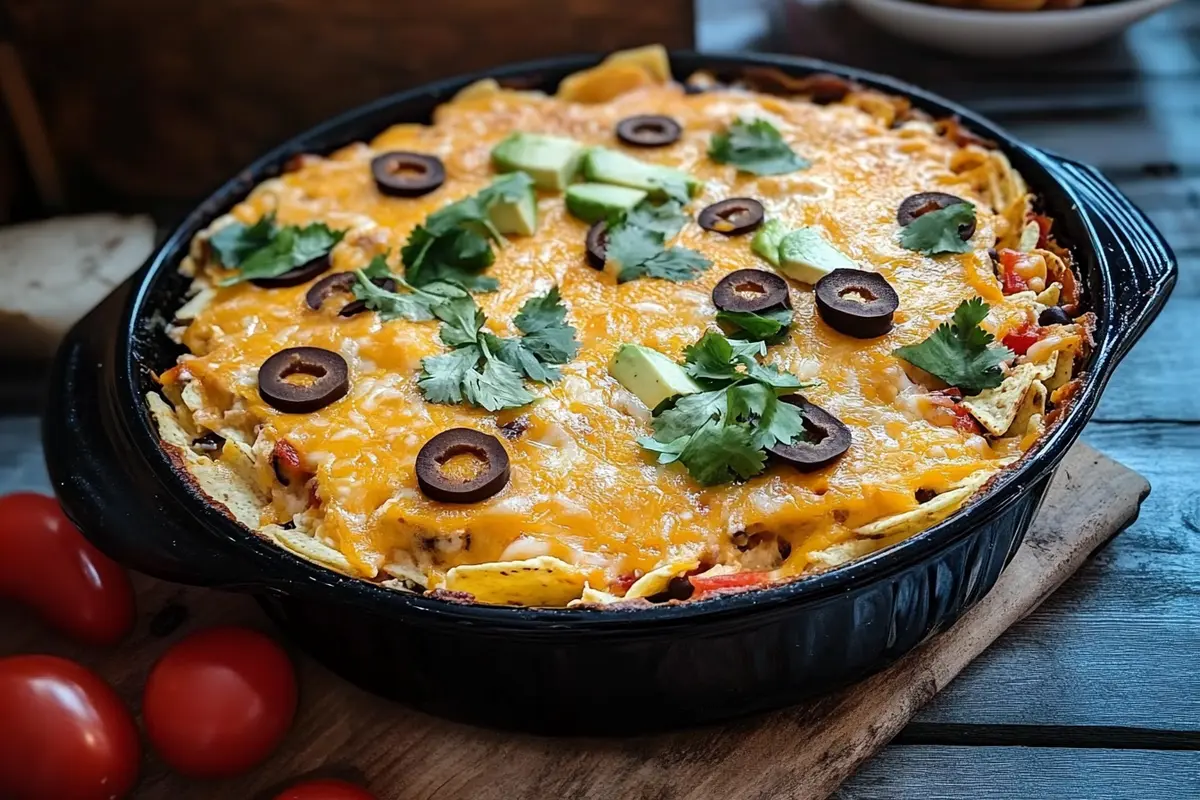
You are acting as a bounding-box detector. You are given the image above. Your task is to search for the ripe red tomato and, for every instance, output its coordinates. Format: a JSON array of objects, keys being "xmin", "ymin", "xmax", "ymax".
[
  {"xmin": 0, "ymin": 655, "xmax": 140, "ymax": 800},
  {"xmin": 0, "ymin": 492, "xmax": 135, "ymax": 646},
  {"xmin": 273, "ymin": 778, "xmax": 377, "ymax": 800},
  {"xmin": 143, "ymin": 626, "xmax": 298, "ymax": 778}
]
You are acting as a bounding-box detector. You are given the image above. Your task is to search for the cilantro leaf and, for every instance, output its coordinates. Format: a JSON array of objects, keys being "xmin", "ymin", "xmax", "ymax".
[
  {"xmin": 210, "ymin": 214, "xmax": 277, "ymax": 267},
  {"xmin": 898, "ymin": 203, "xmax": 977, "ymax": 255},
  {"xmin": 417, "ymin": 346, "xmax": 482, "ymax": 404},
  {"xmin": 619, "ymin": 200, "xmax": 688, "ymax": 238},
  {"xmin": 401, "ymin": 176, "xmax": 535, "ymax": 292},
  {"xmin": 606, "ymin": 224, "xmax": 711, "ymax": 283},
  {"xmin": 350, "ymin": 255, "xmax": 467, "ymax": 322},
  {"xmin": 708, "ymin": 118, "xmax": 810, "ymax": 176},
  {"xmin": 638, "ymin": 331, "xmax": 817, "ymax": 486},
  {"xmin": 716, "ymin": 307, "xmax": 793, "ymax": 342},
  {"xmin": 510, "ymin": 286, "xmax": 580, "ymax": 366},
  {"xmin": 417, "ymin": 288, "xmax": 579, "ymax": 410},
  {"xmin": 215, "ymin": 218, "xmax": 344, "ymax": 286},
  {"xmin": 462, "ymin": 356, "xmax": 535, "ymax": 411},
  {"xmin": 602, "ymin": 201, "xmax": 712, "ymax": 284},
  {"xmin": 892, "ymin": 297, "xmax": 1014, "ymax": 395},
  {"xmin": 434, "ymin": 296, "xmax": 486, "ymax": 347},
  {"xmin": 635, "ymin": 247, "xmax": 713, "ymax": 283},
  {"xmin": 678, "ymin": 422, "xmax": 766, "ymax": 485}
]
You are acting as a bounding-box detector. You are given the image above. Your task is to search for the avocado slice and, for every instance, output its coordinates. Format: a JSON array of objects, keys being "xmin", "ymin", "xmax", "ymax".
[
  {"xmin": 492, "ymin": 133, "xmax": 584, "ymax": 192},
  {"xmin": 565, "ymin": 183, "xmax": 647, "ymax": 224},
  {"xmin": 487, "ymin": 176, "xmax": 538, "ymax": 236},
  {"xmin": 609, "ymin": 344, "xmax": 701, "ymax": 410},
  {"xmin": 582, "ymin": 148, "xmax": 701, "ymax": 200},
  {"xmin": 751, "ymin": 219, "xmax": 790, "ymax": 267},
  {"xmin": 778, "ymin": 227, "xmax": 857, "ymax": 284}
]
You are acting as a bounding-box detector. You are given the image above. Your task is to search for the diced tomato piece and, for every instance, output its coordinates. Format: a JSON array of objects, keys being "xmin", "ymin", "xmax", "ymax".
[
  {"xmin": 1002, "ymin": 324, "xmax": 1042, "ymax": 356},
  {"xmin": 998, "ymin": 249, "xmax": 1031, "ymax": 294},
  {"xmin": 952, "ymin": 409, "xmax": 983, "ymax": 435},
  {"xmin": 690, "ymin": 571, "xmax": 773, "ymax": 594},
  {"xmin": 1030, "ymin": 214, "xmax": 1053, "ymax": 249},
  {"xmin": 612, "ymin": 572, "xmax": 639, "ymax": 592}
]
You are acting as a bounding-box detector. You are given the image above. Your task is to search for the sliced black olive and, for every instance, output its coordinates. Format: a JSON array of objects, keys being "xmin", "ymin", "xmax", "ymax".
[
  {"xmin": 415, "ymin": 429, "xmax": 511, "ymax": 504},
  {"xmin": 616, "ymin": 115, "xmax": 682, "ymax": 147},
  {"xmin": 305, "ymin": 272, "xmax": 396, "ymax": 317},
  {"xmin": 250, "ymin": 254, "xmax": 333, "ymax": 289},
  {"xmin": 897, "ymin": 192, "xmax": 976, "ymax": 240},
  {"xmin": 769, "ymin": 396, "xmax": 852, "ymax": 472},
  {"xmin": 647, "ymin": 575, "xmax": 695, "ymax": 604},
  {"xmin": 814, "ymin": 268, "xmax": 899, "ymax": 339},
  {"xmin": 258, "ymin": 347, "xmax": 350, "ymax": 414},
  {"xmin": 585, "ymin": 221, "xmax": 609, "ymax": 270},
  {"xmin": 371, "ymin": 151, "xmax": 446, "ymax": 198},
  {"xmin": 1038, "ymin": 306, "xmax": 1072, "ymax": 326},
  {"xmin": 712, "ymin": 269, "xmax": 791, "ymax": 313},
  {"xmin": 698, "ymin": 198, "xmax": 765, "ymax": 237}
]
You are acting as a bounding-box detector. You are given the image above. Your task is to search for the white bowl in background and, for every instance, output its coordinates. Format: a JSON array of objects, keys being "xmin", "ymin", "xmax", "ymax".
[{"xmin": 844, "ymin": 0, "xmax": 1181, "ymax": 58}]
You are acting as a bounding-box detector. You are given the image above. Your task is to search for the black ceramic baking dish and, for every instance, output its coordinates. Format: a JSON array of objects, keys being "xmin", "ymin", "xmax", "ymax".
[{"xmin": 44, "ymin": 51, "xmax": 1175, "ymax": 734}]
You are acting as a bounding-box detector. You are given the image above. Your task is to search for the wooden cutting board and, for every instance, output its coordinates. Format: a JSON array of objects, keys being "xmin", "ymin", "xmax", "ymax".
[{"xmin": 0, "ymin": 443, "xmax": 1149, "ymax": 800}]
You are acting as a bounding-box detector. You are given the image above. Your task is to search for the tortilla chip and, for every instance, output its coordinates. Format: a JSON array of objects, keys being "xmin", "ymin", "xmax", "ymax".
[
  {"xmin": 441, "ymin": 556, "xmax": 587, "ymax": 606},
  {"xmin": 148, "ymin": 391, "xmax": 267, "ymax": 529},
  {"xmin": 1017, "ymin": 220, "xmax": 1041, "ymax": 252},
  {"xmin": 568, "ymin": 583, "xmax": 622, "ymax": 608},
  {"xmin": 381, "ymin": 559, "xmax": 428, "ymax": 589},
  {"xmin": 598, "ymin": 44, "xmax": 671, "ymax": 83},
  {"xmin": 268, "ymin": 525, "xmax": 354, "ymax": 574},
  {"xmin": 557, "ymin": 45, "xmax": 670, "ymax": 103},
  {"xmin": 624, "ymin": 558, "xmax": 701, "ymax": 599},
  {"xmin": 1046, "ymin": 350, "xmax": 1074, "ymax": 391},
  {"xmin": 808, "ymin": 538, "xmax": 876, "ymax": 567},
  {"xmin": 147, "ymin": 392, "xmax": 194, "ymax": 449},
  {"xmin": 1035, "ymin": 283, "xmax": 1061, "ymax": 307},
  {"xmin": 173, "ymin": 284, "xmax": 216, "ymax": 323},
  {"xmin": 453, "ymin": 78, "xmax": 502, "ymax": 103},
  {"xmin": 962, "ymin": 362, "xmax": 1043, "ymax": 436},
  {"xmin": 853, "ymin": 484, "xmax": 976, "ymax": 539},
  {"xmin": 1009, "ymin": 380, "xmax": 1047, "ymax": 439}
]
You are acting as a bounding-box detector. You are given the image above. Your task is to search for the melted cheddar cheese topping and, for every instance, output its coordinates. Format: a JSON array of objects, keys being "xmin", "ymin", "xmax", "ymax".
[{"xmin": 162, "ymin": 55, "xmax": 1057, "ymax": 602}]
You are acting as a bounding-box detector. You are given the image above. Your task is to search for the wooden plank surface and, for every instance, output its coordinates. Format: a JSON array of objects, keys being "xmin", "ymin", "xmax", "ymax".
[
  {"xmin": 4, "ymin": 0, "xmax": 694, "ymax": 208},
  {"xmin": 838, "ymin": 747, "xmax": 1200, "ymax": 799},
  {"xmin": 0, "ymin": 443, "xmax": 1148, "ymax": 799}
]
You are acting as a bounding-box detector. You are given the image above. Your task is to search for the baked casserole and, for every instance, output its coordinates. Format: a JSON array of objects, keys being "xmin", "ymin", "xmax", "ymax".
[{"xmin": 149, "ymin": 46, "xmax": 1091, "ymax": 608}]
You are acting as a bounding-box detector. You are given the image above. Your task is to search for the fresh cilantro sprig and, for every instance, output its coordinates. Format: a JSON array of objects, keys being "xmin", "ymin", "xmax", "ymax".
[
  {"xmin": 638, "ymin": 332, "xmax": 816, "ymax": 486},
  {"xmin": 708, "ymin": 118, "xmax": 810, "ymax": 176},
  {"xmin": 349, "ymin": 255, "xmax": 467, "ymax": 321},
  {"xmin": 402, "ymin": 172, "xmax": 535, "ymax": 293},
  {"xmin": 417, "ymin": 288, "xmax": 580, "ymax": 411},
  {"xmin": 604, "ymin": 200, "xmax": 712, "ymax": 284},
  {"xmin": 716, "ymin": 307, "xmax": 793, "ymax": 343},
  {"xmin": 899, "ymin": 203, "xmax": 977, "ymax": 256},
  {"xmin": 892, "ymin": 298, "xmax": 1014, "ymax": 395},
  {"xmin": 209, "ymin": 213, "xmax": 345, "ymax": 286}
]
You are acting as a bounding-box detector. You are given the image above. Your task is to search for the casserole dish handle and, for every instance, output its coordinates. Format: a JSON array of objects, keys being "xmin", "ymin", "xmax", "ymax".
[
  {"xmin": 1037, "ymin": 152, "xmax": 1177, "ymax": 363},
  {"xmin": 45, "ymin": 283, "xmax": 275, "ymax": 590}
]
